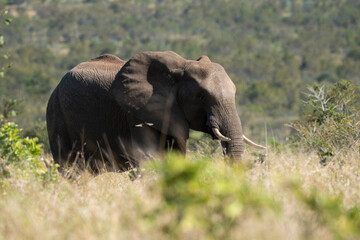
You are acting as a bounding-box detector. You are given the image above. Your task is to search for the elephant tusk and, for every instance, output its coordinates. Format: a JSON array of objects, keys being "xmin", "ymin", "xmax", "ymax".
[
  {"xmin": 135, "ymin": 122, "xmax": 154, "ymax": 128},
  {"xmin": 212, "ymin": 128, "xmax": 231, "ymax": 142},
  {"xmin": 242, "ymin": 135, "xmax": 266, "ymax": 149}
]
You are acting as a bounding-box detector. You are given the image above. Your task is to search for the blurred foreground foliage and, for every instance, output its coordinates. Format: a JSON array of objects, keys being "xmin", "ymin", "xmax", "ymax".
[
  {"xmin": 0, "ymin": 150, "xmax": 359, "ymax": 239},
  {"xmin": 289, "ymin": 178, "xmax": 360, "ymax": 240},
  {"xmin": 146, "ymin": 154, "xmax": 279, "ymax": 239},
  {"xmin": 290, "ymin": 80, "xmax": 360, "ymax": 164},
  {"xmin": 144, "ymin": 154, "xmax": 360, "ymax": 239}
]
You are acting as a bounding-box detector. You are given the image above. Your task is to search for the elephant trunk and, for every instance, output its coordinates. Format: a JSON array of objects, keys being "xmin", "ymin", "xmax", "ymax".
[
  {"xmin": 220, "ymin": 115, "xmax": 244, "ymax": 159},
  {"xmin": 208, "ymin": 102, "xmax": 244, "ymax": 159}
]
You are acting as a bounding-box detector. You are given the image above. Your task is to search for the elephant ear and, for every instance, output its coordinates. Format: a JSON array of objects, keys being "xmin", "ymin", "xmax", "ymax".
[
  {"xmin": 196, "ymin": 55, "xmax": 211, "ymax": 63},
  {"xmin": 111, "ymin": 51, "xmax": 188, "ymax": 138}
]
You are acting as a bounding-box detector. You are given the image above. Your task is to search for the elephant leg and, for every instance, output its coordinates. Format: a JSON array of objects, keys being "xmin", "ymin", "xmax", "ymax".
[
  {"xmin": 166, "ymin": 136, "xmax": 186, "ymax": 154},
  {"xmin": 47, "ymin": 130, "xmax": 77, "ymax": 174},
  {"xmin": 129, "ymin": 124, "xmax": 163, "ymax": 164},
  {"xmin": 47, "ymin": 119, "xmax": 73, "ymax": 171},
  {"xmin": 53, "ymin": 135, "xmax": 70, "ymax": 162}
]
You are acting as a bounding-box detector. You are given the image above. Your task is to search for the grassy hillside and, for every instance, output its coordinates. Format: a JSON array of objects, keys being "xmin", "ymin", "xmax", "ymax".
[{"xmin": 1, "ymin": 0, "xmax": 360, "ymax": 147}]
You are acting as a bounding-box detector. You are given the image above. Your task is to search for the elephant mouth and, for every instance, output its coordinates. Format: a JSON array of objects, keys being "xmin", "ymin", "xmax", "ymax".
[{"xmin": 203, "ymin": 125, "xmax": 218, "ymax": 139}]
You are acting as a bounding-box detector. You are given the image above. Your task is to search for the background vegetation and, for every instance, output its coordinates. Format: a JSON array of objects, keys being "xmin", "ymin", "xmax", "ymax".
[
  {"xmin": 0, "ymin": 1, "xmax": 359, "ymax": 239},
  {"xmin": 1, "ymin": 0, "xmax": 360, "ymax": 147}
]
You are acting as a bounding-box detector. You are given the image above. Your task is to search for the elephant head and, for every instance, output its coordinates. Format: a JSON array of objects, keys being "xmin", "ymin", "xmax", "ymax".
[{"xmin": 111, "ymin": 51, "xmax": 263, "ymax": 159}]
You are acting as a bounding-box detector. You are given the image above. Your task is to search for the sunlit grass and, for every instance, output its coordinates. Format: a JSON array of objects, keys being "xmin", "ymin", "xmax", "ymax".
[{"xmin": 0, "ymin": 148, "xmax": 359, "ymax": 240}]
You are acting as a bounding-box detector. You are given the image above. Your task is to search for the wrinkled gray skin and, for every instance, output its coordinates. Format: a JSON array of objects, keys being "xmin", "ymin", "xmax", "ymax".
[{"xmin": 47, "ymin": 51, "xmax": 256, "ymax": 172}]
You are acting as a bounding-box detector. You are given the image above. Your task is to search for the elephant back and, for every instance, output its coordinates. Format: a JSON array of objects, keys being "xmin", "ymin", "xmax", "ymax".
[{"xmin": 69, "ymin": 54, "xmax": 126, "ymax": 89}]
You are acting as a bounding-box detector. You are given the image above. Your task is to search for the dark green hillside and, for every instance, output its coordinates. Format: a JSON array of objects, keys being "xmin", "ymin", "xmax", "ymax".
[{"xmin": 1, "ymin": 0, "xmax": 360, "ymax": 147}]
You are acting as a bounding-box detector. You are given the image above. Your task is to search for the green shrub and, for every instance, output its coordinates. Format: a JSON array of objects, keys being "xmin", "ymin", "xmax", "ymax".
[
  {"xmin": 145, "ymin": 154, "xmax": 279, "ymax": 239},
  {"xmin": 25, "ymin": 120, "xmax": 50, "ymax": 152},
  {"xmin": 289, "ymin": 80, "xmax": 360, "ymax": 164},
  {"xmin": 0, "ymin": 116, "xmax": 58, "ymax": 182}
]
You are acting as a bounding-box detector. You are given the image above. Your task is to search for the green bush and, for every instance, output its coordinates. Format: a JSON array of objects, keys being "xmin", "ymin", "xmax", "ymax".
[
  {"xmin": 0, "ymin": 116, "xmax": 58, "ymax": 182},
  {"xmin": 145, "ymin": 154, "xmax": 279, "ymax": 239},
  {"xmin": 289, "ymin": 80, "xmax": 360, "ymax": 164},
  {"xmin": 24, "ymin": 120, "xmax": 50, "ymax": 152}
]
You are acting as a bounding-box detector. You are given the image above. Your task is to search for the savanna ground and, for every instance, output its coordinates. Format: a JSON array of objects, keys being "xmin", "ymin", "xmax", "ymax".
[{"xmin": 0, "ymin": 146, "xmax": 359, "ymax": 240}]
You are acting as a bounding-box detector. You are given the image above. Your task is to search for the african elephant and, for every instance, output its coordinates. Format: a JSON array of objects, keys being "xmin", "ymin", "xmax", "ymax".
[{"xmin": 46, "ymin": 51, "xmax": 264, "ymax": 172}]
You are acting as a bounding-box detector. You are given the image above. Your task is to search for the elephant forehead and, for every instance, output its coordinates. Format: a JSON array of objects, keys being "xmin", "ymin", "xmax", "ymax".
[
  {"xmin": 185, "ymin": 61, "xmax": 211, "ymax": 79},
  {"xmin": 212, "ymin": 69, "xmax": 235, "ymax": 88},
  {"xmin": 191, "ymin": 65, "xmax": 236, "ymax": 92},
  {"xmin": 202, "ymin": 71, "xmax": 237, "ymax": 102},
  {"xmin": 186, "ymin": 62, "xmax": 228, "ymax": 81}
]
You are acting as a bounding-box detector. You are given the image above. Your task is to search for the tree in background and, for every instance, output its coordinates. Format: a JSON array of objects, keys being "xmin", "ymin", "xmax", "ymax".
[{"xmin": 0, "ymin": 9, "xmax": 11, "ymax": 78}]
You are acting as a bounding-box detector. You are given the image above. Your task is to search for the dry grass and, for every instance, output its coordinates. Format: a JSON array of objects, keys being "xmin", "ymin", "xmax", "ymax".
[
  {"xmin": 0, "ymin": 148, "xmax": 359, "ymax": 240},
  {"xmin": 244, "ymin": 149, "xmax": 360, "ymax": 240}
]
